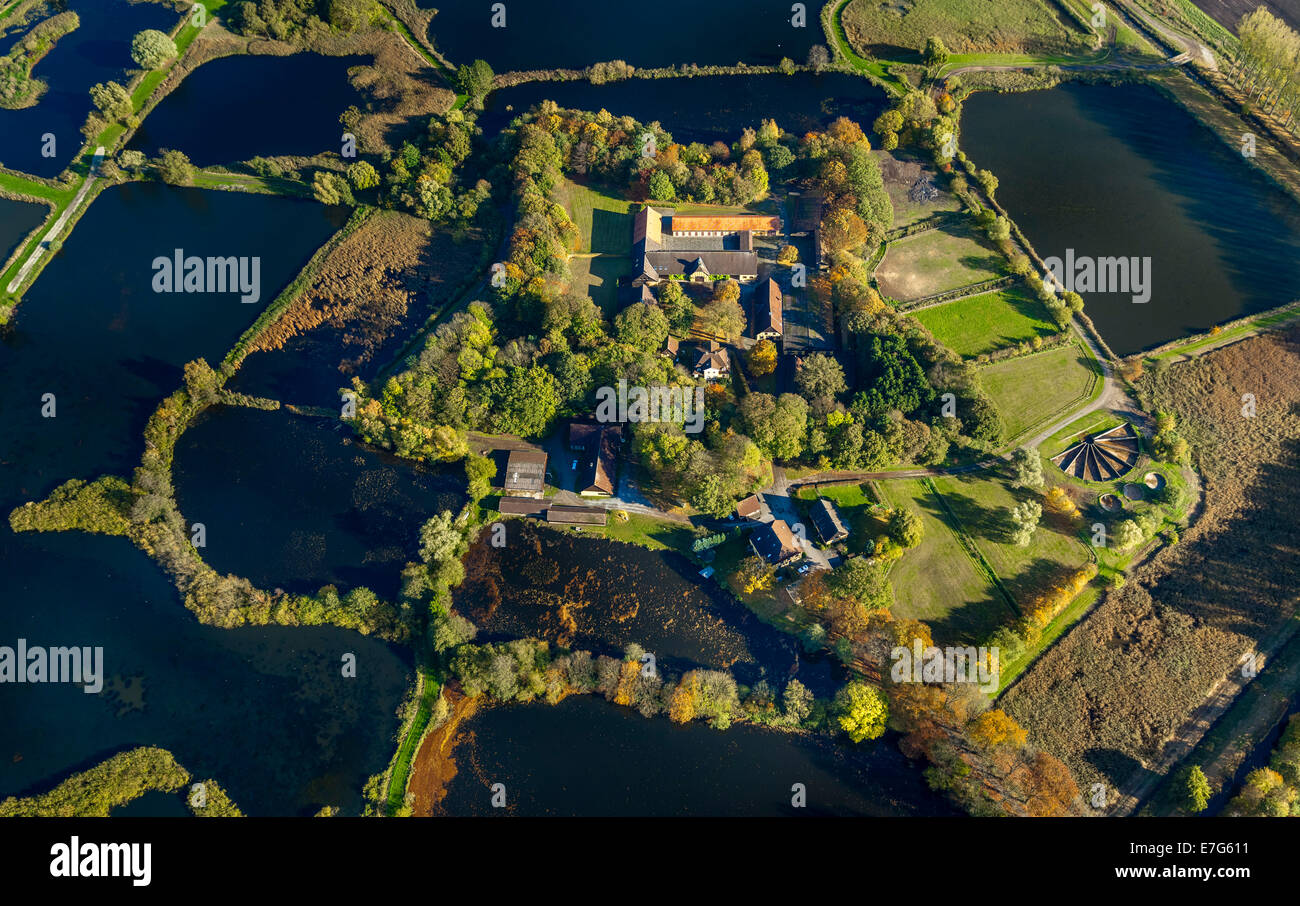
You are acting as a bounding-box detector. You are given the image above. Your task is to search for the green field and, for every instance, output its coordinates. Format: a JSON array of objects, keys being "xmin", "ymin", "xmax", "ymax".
[
  {"xmin": 841, "ymin": 0, "xmax": 1078, "ymax": 56},
  {"xmin": 979, "ymin": 343, "xmax": 1102, "ymax": 443},
  {"xmin": 599, "ymin": 511, "xmax": 695, "ymax": 552},
  {"xmin": 874, "ymin": 478, "xmax": 1009, "ymax": 643},
  {"xmin": 568, "ymin": 254, "xmax": 631, "ymax": 315},
  {"xmin": 555, "ymin": 179, "xmax": 633, "ymax": 255},
  {"xmin": 931, "ymin": 471, "xmax": 1091, "ymax": 604},
  {"xmin": 914, "ymin": 287, "xmax": 1058, "ymax": 357},
  {"xmin": 875, "ymin": 221, "xmax": 1004, "ymax": 301}
]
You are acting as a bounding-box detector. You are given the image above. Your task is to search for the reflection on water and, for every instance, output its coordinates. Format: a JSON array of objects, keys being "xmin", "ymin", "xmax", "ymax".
[
  {"xmin": 173, "ymin": 406, "xmax": 464, "ymax": 600},
  {"xmin": 128, "ymin": 54, "xmax": 368, "ymax": 167},
  {"xmin": 0, "ymin": 0, "xmax": 174, "ymax": 176},
  {"xmin": 480, "ymin": 72, "xmax": 888, "ymax": 143},
  {"xmin": 0, "ymin": 184, "xmax": 404, "ymax": 814},
  {"xmin": 440, "ymin": 695, "xmax": 957, "ymax": 816},
  {"xmin": 961, "ymin": 83, "xmax": 1300, "ymax": 355},
  {"xmin": 0, "ymin": 196, "xmax": 46, "ymax": 265}
]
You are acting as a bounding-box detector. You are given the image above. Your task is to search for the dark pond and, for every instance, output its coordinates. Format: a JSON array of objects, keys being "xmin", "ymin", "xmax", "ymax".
[
  {"xmin": 0, "ymin": 531, "xmax": 411, "ymax": 816},
  {"xmin": 0, "ymin": 0, "xmax": 175, "ymax": 177},
  {"xmin": 440, "ymin": 695, "xmax": 958, "ymax": 816},
  {"xmin": 456, "ymin": 522, "xmax": 837, "ymax": 694},
  {"xmin": 0, "ymin": 183, "xmax": 407, "ymax": 815},
  {"xmin": 172, "ymin": 405, "xmax": 464, "ymax": 600},
  {"xmin": 0, "ymin": 195, "xmax": 46, "ymax": 264},
  {"xmin": 128, "ymin": 53, "xmax": 369, "ymax": 166},
  {"xmin": 961, "ymin": 82, "xmax": 1300, "ymax": 355},
  {"xmin": 1, "ymin": 182, "xmax": 347, "ymax": 487},
  {"xmin": 480, "ymin": 71, "xmax": 888, "ymax": 143},
  {"xmin": 422, "ymin": 0, "xmax": 817, "ymax": 71}
]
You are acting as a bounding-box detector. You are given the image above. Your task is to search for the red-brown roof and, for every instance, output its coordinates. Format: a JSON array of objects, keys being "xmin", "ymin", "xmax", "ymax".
[
  {"xmin": 755, "ymin": 277, "xmax": 782, "ymax": 336},
  {"xmin": 670, "ymin": 215, "xmax": 780, "ymax": 234}
]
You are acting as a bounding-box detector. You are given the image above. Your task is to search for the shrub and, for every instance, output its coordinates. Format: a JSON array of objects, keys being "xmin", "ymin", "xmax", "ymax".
[{"xmin": 131, "ymin": 29, "xmax": 177, "ymax": 70}]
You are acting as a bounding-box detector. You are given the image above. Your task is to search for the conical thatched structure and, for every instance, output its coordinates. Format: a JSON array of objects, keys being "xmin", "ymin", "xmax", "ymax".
[{"xmin": 1051, "ymin": 423, "xmax": 1139, "ymax": 482}]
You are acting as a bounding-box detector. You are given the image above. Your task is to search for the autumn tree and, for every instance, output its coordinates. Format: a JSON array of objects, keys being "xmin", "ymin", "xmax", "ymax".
[
  {"xmin": 733, "ymin": 555, "xmax": 775, "ymax": 594},
  {"xmin": 747, "ymin": 338, "xmax": 778, "ymax": 377},
  {"xmin": 967, "ymin": 709, "xmax": 1028, "ymax": 751},
  {"xmin": 822, "ymin": 207, "xmax": 868, "ymax": 253},
  {"xmin": 1021, "ymin": 751, "xmax": 1080, "ymax": 817},
  {"xmin": 1183, "ymin": 765, "xmax": 1212, "ymax": 813},
  {"xmin": 795, "ymin": 352, "xmax": 846, "ymax": 400},
  {"xmin": 699, "ymin": 295, "xmax": 744, "ymax": 341},
  {"xmin": 1044, "ymin": 485, "xmax": 1080, "ymax": 519},
  {"xmin": 833, "ymin": 680, "xmax": 889, "ymax": 742}
]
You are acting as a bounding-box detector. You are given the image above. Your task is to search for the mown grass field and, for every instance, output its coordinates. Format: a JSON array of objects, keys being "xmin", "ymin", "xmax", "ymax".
[
  {"xmin": 874, "ymin": 478, "xmax": 1009, "ymax": 643},
  {"xmin": 598, "ymin": 510, "xmax": 696, "ymax": 552},
  {"xmin": 568, "ymin": 253, "xmax": 631, "ymax": 315},
  {"xmin": 555, "ymin": 179, "xmax": 633, "ymax": 255},
  {"xmin": 841, "ymin": 0, "xmax": 1077, "ymax": 55},
  {"xmin": 979, "ymin": 342, "xmax": 1102, "ymax": 442},
  {"xmin": 875, "ymin": 220, "xmax": 1004, "ymax": 301},
  {"xmin": 931, "ymin": 470, "xmax": 1091, "ymax": 603},
  {"xmin": 913, "ymin": 287, "xmax": 1058, "ymax": 357}
]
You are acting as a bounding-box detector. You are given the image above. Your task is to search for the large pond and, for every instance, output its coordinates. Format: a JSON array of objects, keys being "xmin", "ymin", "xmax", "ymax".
[
  {"xmin": 480, "ymin": 71, "xmax": 888, "ymax": 143},
  {"xmin": 0, "ymin": 0, "xmax": 175, "ymax": 177},
  {"xmin": 128, "ymin": 53, "xmax": 369, "ymax": 166},
  {"xmin": 0, "ymin": 532, "xmax": 410, "ymax": 815},
  {"xmin": 961, "ymin": 82, "xmax": 1300, "ymax": 355},
  {"xmin": 456, "ymin": 523, "xmax": 837, "ymax": 694},
  {"xmin": 172, "ymin": 405, "xmax": 464, "ymax": 600},
  {"xmin": 439, "ymin": 696, "xmax": 957, "ymax": 816},
  {"xmin": 1, "ymin": 182, "xmax": 346, "ymax": 486},
  {"xmin": 422, "ymin": 0, "xmax": 818, "ymax": 71},
  {"xmin": 0, "ymin": 196, "xmax": 46, "ymax": 264},
  {"xmin": 0, "ymin": 184, "xmax": 407, "ymax": 815}
]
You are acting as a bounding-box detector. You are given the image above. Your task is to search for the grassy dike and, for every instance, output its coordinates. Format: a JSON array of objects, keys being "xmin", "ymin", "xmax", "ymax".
[
  {"xmin": 378, "ymin": 667, "xmax": 442, "ymax": 816},
  {"xmin": 1, "ymin": 1, "xmax": 225, "ymax": 316}
]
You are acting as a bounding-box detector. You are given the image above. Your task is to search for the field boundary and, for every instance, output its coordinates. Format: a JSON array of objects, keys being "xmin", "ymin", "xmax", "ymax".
[{"xmin": 922, "ymin": 477, "xmax": 1020, "ymax": 615}]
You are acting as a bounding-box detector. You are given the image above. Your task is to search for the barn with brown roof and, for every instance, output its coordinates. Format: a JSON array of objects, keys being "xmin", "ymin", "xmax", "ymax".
[
  {"xmin": 569, "ymin": 422, "xmax": 623, "ymax": 496},
  {"xmin": 547, "ymin": 505, "xmax": 609, "ymax": 526},
  {"xmin": 754, "ymin": 277, "xmax": 783, "ymax": 340}
]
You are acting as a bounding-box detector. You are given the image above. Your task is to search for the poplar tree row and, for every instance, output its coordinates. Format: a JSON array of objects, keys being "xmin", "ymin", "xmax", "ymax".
[{"xmin": 1232, "ymin": 9, "xmax": 1300, "ymax": 135}]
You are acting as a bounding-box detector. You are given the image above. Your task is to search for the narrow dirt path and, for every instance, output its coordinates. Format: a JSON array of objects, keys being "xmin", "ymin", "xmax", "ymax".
[{"xmin": 5, "ymin": 148, "xmax": 103, "ymax": 295}]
